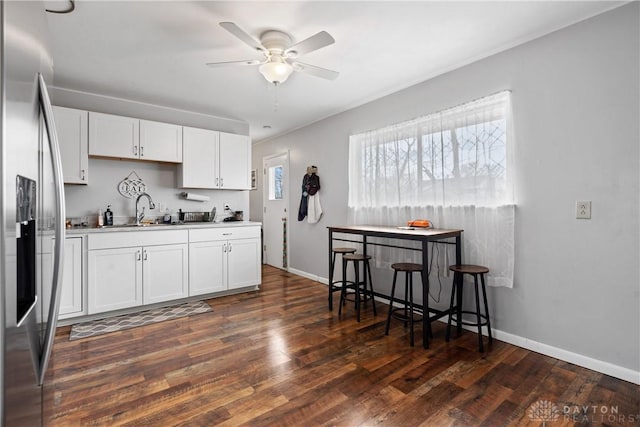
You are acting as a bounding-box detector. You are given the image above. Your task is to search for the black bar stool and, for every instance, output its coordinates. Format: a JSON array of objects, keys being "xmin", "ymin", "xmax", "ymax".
[
  {"xmin": 384, "ymin": 263, "xmax": 427, "ymax": 347},
  {"xmin": 338, "ymin": 254, "xmax": 377, "ymax": 322},
  {"xmin": 445, "ymin": 264, "xmax": 493, "ymax": 352},
  {"xmin": 328, "ymin": 247, "xmax": 357, "ymax": 310}
]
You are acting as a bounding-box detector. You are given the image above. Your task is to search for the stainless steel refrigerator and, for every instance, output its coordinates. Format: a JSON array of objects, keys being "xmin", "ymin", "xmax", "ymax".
[{"xmin": 1, "ymin": 1, "xmax": 65, "ymax": 425}]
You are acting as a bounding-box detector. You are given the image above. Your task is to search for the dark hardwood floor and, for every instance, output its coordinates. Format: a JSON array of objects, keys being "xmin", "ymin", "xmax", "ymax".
[{"xmin": 45, "ymin": 266, "xmax": 639, "ymax": 426}]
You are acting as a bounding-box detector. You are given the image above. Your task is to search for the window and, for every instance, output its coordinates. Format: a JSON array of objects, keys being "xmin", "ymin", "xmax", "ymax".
[
  {"xmin": 268, "ymin": 165, "xmax": 283, "ymax": 200},
  {"xmin": 348, "ymin": 91, "xmax": 514, "ymax": 287}
]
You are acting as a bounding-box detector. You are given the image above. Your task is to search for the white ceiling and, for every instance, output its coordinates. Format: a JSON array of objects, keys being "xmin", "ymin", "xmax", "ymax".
[{"xmin": 45, "ymin": 1, "xmax": 623, "ymax": 142}]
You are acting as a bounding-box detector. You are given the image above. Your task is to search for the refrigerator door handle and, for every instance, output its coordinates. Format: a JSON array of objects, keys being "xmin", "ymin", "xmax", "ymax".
[{"xmin": 37, "ymin": 73, "xmax": 66, "ymax": 386}]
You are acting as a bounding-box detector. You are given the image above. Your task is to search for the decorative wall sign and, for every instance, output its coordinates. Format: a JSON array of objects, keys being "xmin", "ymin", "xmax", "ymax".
[{"xmin": 117, "ymin": 171, "xmax": 147, "ymax": 199}]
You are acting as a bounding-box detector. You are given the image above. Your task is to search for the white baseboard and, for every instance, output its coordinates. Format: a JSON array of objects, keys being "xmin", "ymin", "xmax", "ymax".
[
  {"xmin": 287, "ymin": 268, "xmax": 329, "ymax": 285},
  {"xmin": 291, "ymin": 270, "xmax": 640, "ymax": 385}
]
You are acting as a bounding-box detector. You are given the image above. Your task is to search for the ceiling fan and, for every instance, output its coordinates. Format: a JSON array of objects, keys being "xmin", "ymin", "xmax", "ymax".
[{"xmin": 207, "ymin": 22, "xmax": 339, "ymax": 85}]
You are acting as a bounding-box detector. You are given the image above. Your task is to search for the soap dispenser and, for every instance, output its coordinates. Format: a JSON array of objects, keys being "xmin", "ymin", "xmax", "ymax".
[{"xmin": 104, "ymin": 205, "xmax": 114, "ymax": 226}]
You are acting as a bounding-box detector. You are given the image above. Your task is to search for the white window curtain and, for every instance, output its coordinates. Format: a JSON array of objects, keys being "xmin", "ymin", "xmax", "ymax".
[{"xmin": 348, "ymin": 91, "xmax": 514, "ymax": 287}]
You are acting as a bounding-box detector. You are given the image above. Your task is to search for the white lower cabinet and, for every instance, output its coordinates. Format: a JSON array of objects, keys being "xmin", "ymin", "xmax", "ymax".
[
  {"xmin": 189, "ymin": 226, "xmax": 261, "ymax": 296},
  {"xmin": 43, "ymin": 237, "xmax": 84, "ymax": 319},
  {"xmin": 88, "ymin": 246, "xmax": 143, "ymax": 314},
  {"xmin": 189, "ymin": 240, "xmax": 226, "ymax": 296},
  {"xmin": 87, "ymin": 230, "xmax": 188, "ymax": 315},
  {"xmin": 82, "ymin": 226, "xmax": 259, "ymax": 317},
  {"xmin": 142, "ymin": 243, "xmax": 188, "ymax": 304}
]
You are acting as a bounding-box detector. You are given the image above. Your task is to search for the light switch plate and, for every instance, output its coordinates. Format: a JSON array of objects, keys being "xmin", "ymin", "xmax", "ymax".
[{"xmin": 576, "ymin": 201, "xmax": 591, "ymax": 219}]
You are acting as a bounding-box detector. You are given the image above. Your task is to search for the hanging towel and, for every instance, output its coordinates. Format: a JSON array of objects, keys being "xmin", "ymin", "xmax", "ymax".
[{"xmin": 307, "ymin": 191, "xmax": 323, "ymax": 224}]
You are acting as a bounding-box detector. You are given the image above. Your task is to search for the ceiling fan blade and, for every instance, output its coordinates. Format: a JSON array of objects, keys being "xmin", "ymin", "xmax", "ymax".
[
  {"xmin": 291, "ymin": 61, "xmax": 339, "ymax": 80},
  {"xmin": 219, "ymin": 22, "xmax": 265, "ymax": 53},
  {"xmin": 285, "ymin": 31, "xmax": 335, "ymax": 57},
  {"xmin": 206, "ymin": 59, "xmax": 263, "ymax": 67}
]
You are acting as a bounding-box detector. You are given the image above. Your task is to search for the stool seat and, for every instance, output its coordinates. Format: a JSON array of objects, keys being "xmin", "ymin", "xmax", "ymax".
[
  {"xmin": 343, "ymin": 254, "xmax": 372, "ymax": 262},
  {"xmin": 332, "ymin": 247, "xmax": 357, "ymax": 254},
  {"xmin": 446, "ymin": 264, "xmax": 492, "ymax": 352},
  {"xmin": 391, "ymin": 262, "xmax": 423, "ymax": 272},
  {"xmin": 449, "ymin": 264, "xmax": 489, "ymax": 275}
]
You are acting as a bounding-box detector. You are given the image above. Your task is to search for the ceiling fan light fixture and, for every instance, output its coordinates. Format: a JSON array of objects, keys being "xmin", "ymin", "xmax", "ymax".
[{"xmin": 259, "ymin": 60, "xmax": 293, "ymax": 85}]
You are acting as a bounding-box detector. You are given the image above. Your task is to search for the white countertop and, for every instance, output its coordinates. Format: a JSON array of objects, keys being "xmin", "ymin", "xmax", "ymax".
[{"xmin": 66, "ymin": 220, "xmax": 261, "ymax": 235}]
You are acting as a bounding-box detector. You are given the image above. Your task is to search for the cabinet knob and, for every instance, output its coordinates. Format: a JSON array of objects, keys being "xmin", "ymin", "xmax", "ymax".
[
  {"xmin": 81, "ymin": 169, "xmax": 86, "ymax": 181},
  {"xmin": 228, "ymin": 243, "xmax": 232, "ymax": 252},
  {"xmin": 133, "ymin": 145, "xmax": 138, "ymax": 156},
  {"xmin": 223, "ymin": 243, "xmax": 227, "ymax": 253},
  {"xmin": 136, "ymin": 250, "xmax": 141, "ymax": 261},
  {"xmin": 220, "ymin": 178, "xmax": 224, "ymax": 187},
  {"xmin": 140, "ymin": 146, "xmax": 144, "ymax": 157},
  {"xmin": 143, "ymin": 250, "xmax": 148, "ymax": 261}
]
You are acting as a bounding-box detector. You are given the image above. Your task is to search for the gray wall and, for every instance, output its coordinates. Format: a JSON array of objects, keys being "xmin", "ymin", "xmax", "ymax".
[
  {"xmin": 251, "ymin": 4, "xmax": 639, "ymax": 374},
  {"xmin": 52, "ymin": 88, "xmax": 251, "ymax": 222}
]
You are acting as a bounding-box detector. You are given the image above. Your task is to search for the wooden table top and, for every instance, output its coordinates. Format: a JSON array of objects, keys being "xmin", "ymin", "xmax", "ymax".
[{"xmin": 328, "ymin": 224, "xmax": 463, "ymax": 240}]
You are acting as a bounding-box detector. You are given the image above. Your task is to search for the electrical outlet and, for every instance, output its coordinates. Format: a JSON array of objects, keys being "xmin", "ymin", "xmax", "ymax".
[{"xmin": 576, "ymin": 201, "xmax": 591, "ymax": 219}]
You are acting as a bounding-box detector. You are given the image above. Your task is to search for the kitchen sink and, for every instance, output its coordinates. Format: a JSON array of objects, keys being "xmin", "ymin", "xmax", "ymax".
[{"xmin": 102, "ymin": 223, "xmax": 177, "ymax": 229}]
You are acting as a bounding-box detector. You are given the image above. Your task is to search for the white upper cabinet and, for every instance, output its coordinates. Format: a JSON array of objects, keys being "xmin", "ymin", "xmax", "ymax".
[
  {"xmin": 139, "ymin": 119, "xmax": 183, "ymax": 163},
  {"xmin": 53, "ymin": 106, "xmax": 88, "ymax": 184},
  {"xmin": 88, "ymin": 112, "xmax": 183, "ymax": 163},
  {"xmin": 219, "ymin": 132, "xmax": 251, "ymax": 190},
  {"xmin": 180, "ymin": 129, "xmax": 250, "ymax": 190},
  {"xmin": 89, "ymin": 112, "xmax": 140, "ymax": 160},
  {"xmin": 179, "ymin": 126, "xmax": 219, "ymax": 188}
]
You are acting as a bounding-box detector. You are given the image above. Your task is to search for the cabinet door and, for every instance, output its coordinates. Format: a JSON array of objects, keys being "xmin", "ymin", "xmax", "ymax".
[
  {"xmin": 88, "ymin": 247, "xmax": 142, "ymax": 314},
  {"xmin": 142, "ymin": 243, "xmax": 188, "ymax": 304},
  {"xmin": 140, "ymin": 120, "xmax": 183, "ymax": 163},
  {"xmin": 189, "ymin": 240, "xmax": 226, "ymax": 296},
  {"xmin": 219, "ymin": 132, "xmax": 251, "ymax": 190},
  {"xmin": 59, "ymin": 237, "xmax": 84, "ymax": 318},
  {"xmin": 42, "ymin": 237, "xmax": 84, "ymax": 319},
  {"xmin": 227, "ymin": 238, "xmax": 260, "ymax": 289},
  {"xmin": 180, "ymin": 127, "xmax": 219, "ymax": 188},
  {"xmin": 53, "ymin": 106, "xmax": 88, "ymax": 184},
  {"xmin": 88, "ymin": 112, "xmax": 140, "ymax": 160}
]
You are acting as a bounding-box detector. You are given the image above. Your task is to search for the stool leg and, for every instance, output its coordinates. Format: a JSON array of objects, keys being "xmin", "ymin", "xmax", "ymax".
[
  {"xmin": 385, "ymin": 269, "xmax": 398, "ymax": 335},
  {"xmin": 474, "ymin": 274, "xmax": 484, "ymax": 353},
  {"xmin": 328, "ymin": 252, "xmax": 337, "ymax": 311},
  {"xmin": 446, "ymin": 272, "xmax": 457, "ymax": 342},
  {"xmin": 422, "ymin": 271, "xmax": 432, "ymax": 340},
  {"xmin": 456, "ymin": 273, "xmax": 464, "ymax": 336},
  {"xmin": 338, "ymin": 258, "xmax": 348, "ymax": 317},
  {"xmin": 408, "ymin": 272, "xmax": 415, "ymax": 347},
  {"xmin": 354, "ymin": 261, "xmax": 361, "ymax": 322},
  {"xmin": 480, "ymin": 273, "xmax": 493, "ymax": 344},
  {"xmin": 403, "ymin": 275, "xmax": 410, "ymax": 328},
  {"xmin": 366, "ymin": 260, "xmax": 376, "ymax": 316}
]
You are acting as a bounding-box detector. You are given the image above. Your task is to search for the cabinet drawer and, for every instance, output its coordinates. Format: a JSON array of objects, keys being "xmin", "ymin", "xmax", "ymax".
[
  {"xmin": 189, "ymin": 226, "xmax": 259, "ymax": 243},
  {"xmin": 88, "ymin": 229, "xmax": 188, "ymax": 250}
]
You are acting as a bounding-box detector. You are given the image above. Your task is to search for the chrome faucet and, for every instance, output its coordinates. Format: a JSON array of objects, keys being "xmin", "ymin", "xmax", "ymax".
[{"xmin": 135, "ymin": 192, "xmax": 156, "ymax": 225}]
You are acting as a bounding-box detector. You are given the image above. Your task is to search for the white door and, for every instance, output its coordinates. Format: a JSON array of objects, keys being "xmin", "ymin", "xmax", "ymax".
[
  {"xmin": 188, "ymin": 240, "xmax": 226, "ymax": 296},
  {"xmin": 88, "ymin": 247, "xmax": 143, "ymax": 314},
  {"xmin": 88, "ymin": 112, "xmax": 140, "ymax": 160},
  {"xmin": 53, "ymin": 106, "xmax": 88, "ymax": 184},
  {"xmin": 262, "ymin": 152, "xmax": 289, "ymax": 269},
  {"xmin": 142, "ymin": 243, "xmax": 189, "ymax": 304},
  {"xmin": 219, "ymin": 132, "xmax": 251, "ymax": 189},
  {"xmin": 227, "ymin": 238, "xmax": 261, "ymax": 289}
]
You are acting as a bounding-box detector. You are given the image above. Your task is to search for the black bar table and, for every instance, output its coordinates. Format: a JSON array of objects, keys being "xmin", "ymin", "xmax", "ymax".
[{"xmin": 328, "ymin": 225, "xmax": 463, "ymax": 349}]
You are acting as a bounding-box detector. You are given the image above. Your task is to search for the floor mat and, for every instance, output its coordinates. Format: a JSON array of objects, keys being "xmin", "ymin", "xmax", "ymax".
[{"xmin": 69, "ymin": 300, "xmax": 212, "ymax": 340}]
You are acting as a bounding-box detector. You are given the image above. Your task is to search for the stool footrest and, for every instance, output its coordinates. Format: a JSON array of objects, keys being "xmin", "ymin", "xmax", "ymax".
[
  {"xmin": 390, "ymin": 307, "xmax": 423, "ymax": 323},
  {"xmin": 449, "ymin": 310, "xmax": 490, "ymax": 327}
]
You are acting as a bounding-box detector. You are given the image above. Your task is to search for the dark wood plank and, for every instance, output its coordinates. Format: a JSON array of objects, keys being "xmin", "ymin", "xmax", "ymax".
[{"xmin": 44, "ymin": 266, "xmax": 640, "ymax": 426}]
